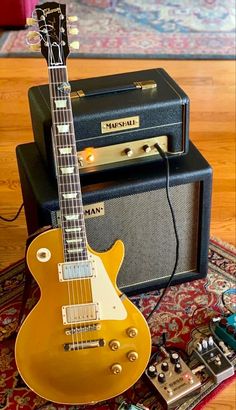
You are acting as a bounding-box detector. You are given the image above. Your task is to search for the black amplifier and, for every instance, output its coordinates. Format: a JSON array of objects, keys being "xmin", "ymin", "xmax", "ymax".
[
  {"xmin": 16, "ymin": 141, "xmax": 211, "ymax": 294},
  {"xmin": 28, "ymin": 68, "xmax": 189, "ymax": 176}
]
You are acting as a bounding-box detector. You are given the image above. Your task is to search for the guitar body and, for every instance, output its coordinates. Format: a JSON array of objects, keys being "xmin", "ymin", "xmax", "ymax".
[{"xmin": 15, "ymin": 228, "xmax": 151, "ymax": 404}]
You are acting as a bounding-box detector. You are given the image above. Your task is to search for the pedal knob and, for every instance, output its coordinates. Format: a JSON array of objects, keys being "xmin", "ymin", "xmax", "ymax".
[
  {"xmin": 109, "ymin": 340, "xmax": 120, "ymax": 351},
  {"xmin": 126, "ymin": 327, "xmax": 138, "ymax": 338},
  {"xmin": 158, "ymin": 372, "xmax": 166, "ymax": 383},
  {"xmin": 219, "ymin": 318, "xmax": 227, "ymax": 328},
  {"xmin": 170, "ymin": 352, "xmax": 179, "ymax": 364},
  {"xmin": 161, "ymin": 361, "xmax": 169, "ymax": 372},
  {"xmin": 127, "ymin": 351, "xmax": 138, "ymax": 362},
  {"xmin": 147, "ymin": 365, "xmax": 157, "ymax": 378},
  {"xmin": 208, "ymin": 336, "xmax": 214, "ymax": 346},
  {"xmin": 174, "ymin": 363, "xmax": 182, "ymax": 373},
  {"xmin": 227, "ymin": 325, "xmax": 235, "ymax": 335},
  {"xmin": 202, "ymin": 339, "xmax": 208, "ymax": 349},
  {"xmin": 111, "ymin": 363, "xmax": 122, "ymax": 374}
]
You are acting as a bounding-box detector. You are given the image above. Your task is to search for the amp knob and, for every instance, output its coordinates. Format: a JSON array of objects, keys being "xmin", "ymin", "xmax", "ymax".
[
  {"xmin": 143, "ymin": 144, "xmax": 151, "ymax": 153},
  {"xmin": 125, "ymin": 148, "xmax": 133, "ymax": 157}
]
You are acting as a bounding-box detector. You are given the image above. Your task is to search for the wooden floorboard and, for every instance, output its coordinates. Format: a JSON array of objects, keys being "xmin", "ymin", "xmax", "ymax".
[{"xmin": 0, "ymin": 58, "xmax": 235, "ymax": 409}]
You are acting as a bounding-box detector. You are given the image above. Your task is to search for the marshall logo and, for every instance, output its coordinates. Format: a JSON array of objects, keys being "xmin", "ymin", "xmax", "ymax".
[
  {"xmin": 84, "ymin": 202, "xmax": 105, "ymax": 219},
  {"xmin": 101, "ymin": 116, "xmax": 140, "ymax": 134}
]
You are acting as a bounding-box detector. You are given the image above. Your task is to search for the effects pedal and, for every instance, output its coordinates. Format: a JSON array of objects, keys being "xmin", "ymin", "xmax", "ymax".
[
  {"xmin": 193, "ymin": 336, "xmax": 234, "ymax": 383},
  {"xmin": 215, "ymin": 314, "xmax": 236, "ymax": 350},
  {"xmin": 145, "ymin": 352, "xmax": 201, "ymax": 410}
]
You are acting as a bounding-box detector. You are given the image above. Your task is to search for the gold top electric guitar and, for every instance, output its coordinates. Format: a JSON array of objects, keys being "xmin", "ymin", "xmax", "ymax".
[{"xmin": 15, "ymin": 2, "xmax": 151, "ymax": 405}]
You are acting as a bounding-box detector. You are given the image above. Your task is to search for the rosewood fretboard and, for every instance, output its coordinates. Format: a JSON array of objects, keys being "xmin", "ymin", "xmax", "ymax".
[{"xmin": 49, "ymin": 66, "xmax": 88, "ymax": 262}]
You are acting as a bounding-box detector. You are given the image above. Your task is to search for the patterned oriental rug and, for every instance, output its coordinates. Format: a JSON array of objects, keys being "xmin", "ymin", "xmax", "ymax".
[
  {"xmin": 0, "ymin": 0, "xmax": 235, "ymax": 58},
  {"xmin": 0, "ymin": 238, "xmax": 235, "ymax": 409}
]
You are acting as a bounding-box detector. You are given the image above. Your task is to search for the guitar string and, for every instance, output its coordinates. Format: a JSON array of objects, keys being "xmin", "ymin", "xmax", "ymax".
[
  {"xmin": 57, "ymin": 10, "xmax": 83, "ymax": 349},
  {"xmin": 55, "ymin": 63, "xmax": 81, "ymax": 350},
  {"xmin": 55, "ymin": 56, "xmax": 88, "ymax": 348},
  {"xmin": 49, "ymin": 58, "xmax": 76, "ymax": 347},
  {"xmin": 48, "ymin": 18, "xmax": 78, "ymax": 350}
]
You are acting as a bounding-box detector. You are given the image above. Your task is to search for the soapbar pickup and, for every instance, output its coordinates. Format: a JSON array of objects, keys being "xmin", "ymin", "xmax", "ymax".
[
  {"xmin": 62, "ymin": 303, "xmax": 99, "ymax": 325},
  {"xmin": 58, "ymin": 260, "xmax": 95, "ymax": 281},
  {"xmin": 64, "ymin": 339, "xmax": 105, "ymax": 351}
]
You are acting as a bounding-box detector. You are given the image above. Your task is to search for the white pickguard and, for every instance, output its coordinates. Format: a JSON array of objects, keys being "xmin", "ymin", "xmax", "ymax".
[{"xmin": 88, "ymin": 251, "xmax": 127, "ymax": 321}]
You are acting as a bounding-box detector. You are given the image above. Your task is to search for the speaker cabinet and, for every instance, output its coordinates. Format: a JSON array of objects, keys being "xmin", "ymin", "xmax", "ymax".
[{"xmin": 16, "ymin": 141, "xmax": 212, "ymax": 294}]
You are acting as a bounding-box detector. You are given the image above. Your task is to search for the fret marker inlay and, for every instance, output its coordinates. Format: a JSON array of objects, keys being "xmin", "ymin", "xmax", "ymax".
[
  {"xmin": 59, "ymin": 147, "xmax": 72, "ymax": 155},
  {"xmin": 61, "ymin": 167, "xmax": 74, "ymax": 174},
  {"xmin": 55, "ymin": 100, "xmax": 67, "ymax": 109},
  {"xmin": 65, "ymin": 215, "xmax": 79, "ymax": 221},
  {"xmin": 57, "ymin": 124, "xmax": 70, "ymax": 133},
  {"xmin": 65, "ymin": 228, "xmax": 82, "ymax": 233},
  {"xmin": 63, "ymin": 193, "xmax": 77, "ymax": 199}
]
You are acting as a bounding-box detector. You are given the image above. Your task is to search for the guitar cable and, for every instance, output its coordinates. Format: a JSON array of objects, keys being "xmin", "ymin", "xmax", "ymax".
[
  {"xmin": 145, "ymin": 144, "xmax": 180, "ymax": 322},
  {"xmin": 0, "ymin": 202, "xmax": 24, "ymax": 222}
]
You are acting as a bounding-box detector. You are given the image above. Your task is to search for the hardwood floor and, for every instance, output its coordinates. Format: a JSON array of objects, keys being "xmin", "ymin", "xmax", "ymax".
[{"xmin": 0, "ymin": 58, "xmax": 235, "ymax": 408}]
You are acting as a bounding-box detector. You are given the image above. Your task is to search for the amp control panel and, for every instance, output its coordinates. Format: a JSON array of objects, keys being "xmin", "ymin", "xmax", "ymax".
[{"xmin": 77, "ymin": 136, "xmax": 168, "ymax": 171}]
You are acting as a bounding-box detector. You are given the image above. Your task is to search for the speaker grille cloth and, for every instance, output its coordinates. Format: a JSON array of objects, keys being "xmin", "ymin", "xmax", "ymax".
[{"xmin": 84, "ymin": 182, "xmax": 200, "ymax": 289}]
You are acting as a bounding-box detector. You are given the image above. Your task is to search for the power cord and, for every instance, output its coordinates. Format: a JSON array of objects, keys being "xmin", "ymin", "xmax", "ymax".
[
  {"xmin": 146, "ymin": 145, "xmax": 179, "ymax": 322},
  {"xmin": 0, "ymin": 203, "xmax": 24, "ymax": 222}
]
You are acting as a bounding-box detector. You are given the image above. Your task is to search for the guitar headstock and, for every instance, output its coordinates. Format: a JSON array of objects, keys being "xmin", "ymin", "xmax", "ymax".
[{"xmin": 27, "ymin": 2, "xmax": 79, "ymax": 66}]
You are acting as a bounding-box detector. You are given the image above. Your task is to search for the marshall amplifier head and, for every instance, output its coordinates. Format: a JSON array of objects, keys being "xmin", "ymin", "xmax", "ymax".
[
  {"xmin": 16, "ymin": 141, "xmax": 211, "ymax": 294},
  {"xmin": 28, "ymin": 68, "xmax": 189, "ymax": 176}
]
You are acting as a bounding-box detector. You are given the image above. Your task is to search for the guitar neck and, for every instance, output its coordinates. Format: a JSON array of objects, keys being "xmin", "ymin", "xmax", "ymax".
[{"xmin": 48, "ymin": 66, "xmax": 88, "ymax": 262}]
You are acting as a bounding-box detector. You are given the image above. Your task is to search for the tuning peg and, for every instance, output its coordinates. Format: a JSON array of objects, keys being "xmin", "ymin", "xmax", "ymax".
[
  {"xmin": 27, "ymin": 31, "xmax": 38, "ymax": 40},
  {"xmin": 69, "ymin": 28, "xmax": 79, "ymax": 35},
  {"xmin": 29, "ymin": 44, "xmax": 41, "ymax": 52},
  {"xmin": 68, "ymin": 16, "xmax": 78, "ymax": 22},
  {"xmin": 70, "ymin": 41, "xmax": 80, "ymax": 50},
  {"xmin": 26, "ymin": 17, "xmax": 36, "ymax": 26}
]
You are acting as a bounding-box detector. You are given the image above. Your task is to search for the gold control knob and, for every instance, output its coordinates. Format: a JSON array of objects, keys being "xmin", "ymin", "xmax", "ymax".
[
  {"xmin": 109, "ymin": 340, "xmax": 120, "ymax": 351},
  {"xmin": 125, "ymin": 148, "xmax": 133, "ymax": 157},
  {"xmin": 126, "ymin": 327, "xmax": 138, "ymax": 338},
  {"xmin": 111, "ymin": 363, "xmax": 122, "ymax": 374},
  {"xmin": 127, "ymin": 351, "xmax": 139, "ymax": 362},
  {"xmin": 143, "ymin": 144, "xmax": 152, "ymax": 153}
]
